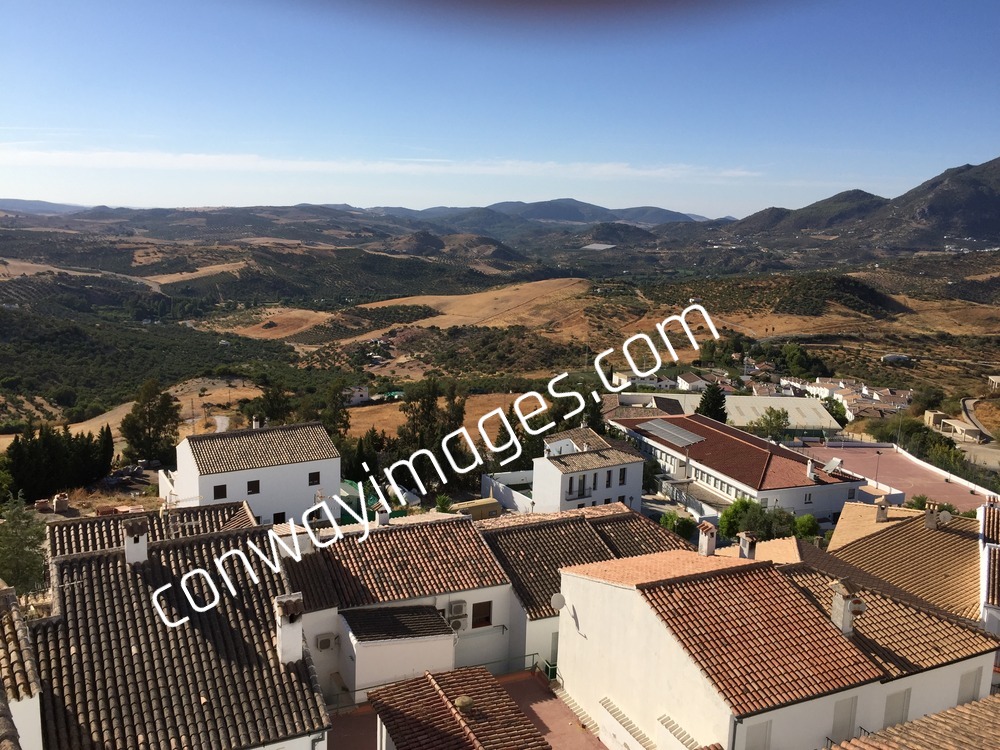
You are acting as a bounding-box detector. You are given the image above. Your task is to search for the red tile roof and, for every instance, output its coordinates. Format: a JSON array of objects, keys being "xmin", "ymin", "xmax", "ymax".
[
  {"xmin": 368, "ymin": 667, "xmax": 551, "ymax": 750},
  {"xmin": 832, "ymin": 693, "xmax": 1000, "ymax": 749},
  {"xmin": 47, "ymin": 501, "xmax": 255, "ymax": 556},
  {"xmin": 832, "ymin": 516, "xmax": 982, "ymax": 620},
  {"xmin": 186, "ymin": 421, "xmax": 339, "ymax": 475},
  {"xmin": 617, "ymin": 414, "xmax": 851, "ymax": 491},
  {"xmin": 30, "ymin": 527, "xmax": 330, "ymax": 749},
  {"xmin": 562, "ymin": 549, "xmax": 755, "ymax": 588},
  {"xmin": 0, "ymin": 584, "xmax": 38, "ymax": 702},
  {"xmin": 285, "ymin": 517, "xmax": 510, "ymax": 611},
  {"xmin": 640, "ymin": 564, "xmax": 886, "ymax": 717},
  {"xmin": 983, "ymin": 504, "xmax": 1000, "ymax": 545}
]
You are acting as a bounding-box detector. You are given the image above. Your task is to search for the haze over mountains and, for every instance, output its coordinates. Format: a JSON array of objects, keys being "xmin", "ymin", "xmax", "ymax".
[{"xmin": 2, "ymin": 156, "xmax": 999, "ymax": 253}]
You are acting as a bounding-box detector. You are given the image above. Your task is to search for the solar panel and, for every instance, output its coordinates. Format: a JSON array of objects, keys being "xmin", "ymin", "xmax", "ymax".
[{"xmin": 637, "ymin": 420, "xmax": 706, "ymax": 448}]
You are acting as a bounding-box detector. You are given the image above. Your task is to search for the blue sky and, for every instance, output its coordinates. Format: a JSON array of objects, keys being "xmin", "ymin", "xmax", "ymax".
[{"xmin": 1, "ymin": 0, "xmax": 997, "ymax": 217}]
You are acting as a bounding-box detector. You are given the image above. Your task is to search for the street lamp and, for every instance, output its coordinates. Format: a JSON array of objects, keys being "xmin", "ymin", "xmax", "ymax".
[{"xmin": 874, "ymin": 450, "xmax": 883, "ymax": 487}]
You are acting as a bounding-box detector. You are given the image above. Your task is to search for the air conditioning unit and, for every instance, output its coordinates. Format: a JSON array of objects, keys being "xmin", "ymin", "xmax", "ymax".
[
  {"xmin": 315, "ymin": 633, "xmax": 338, "ymax": 651},
  {"xmin": 448, "ymin": 601, "xmax": 467, "ymax": 617},
  {"xmin": 449, "ymin": 617, "xmax": 467, "ymax": 632}
]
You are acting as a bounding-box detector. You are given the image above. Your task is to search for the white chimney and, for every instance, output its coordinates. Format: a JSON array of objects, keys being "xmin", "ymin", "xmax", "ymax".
[
  {"xmin": 275, "ymin": 593, "xmax": 305, "ymax": 663},
  {"xmin": 377, "ymin": 509, "xmax": 390, "ymax": 526},
  {"xmin": 737, "ymin": 531, "xmax": 757, "ymax": 560},
  {"xmin": 806, "ymin": 459, "xmax": 816, "ymax": 481},
  {"xmin": 875, "ymin": 497, "xmax": 889, "ymax": 523},
  {"xmin": 697, "ymin": 521, "xmax": 717, "ymax": 557},
  {"xmin": 830, "ymin": 578, "xmax": 866, "ymax": 636},
  {"xmin": 925, "ymin": 501, "xmax": 940, "ymax": 530},
  {"xmin": 252, "ymin": 415, "xmax": 260, "ymax": 430},
  {"xmin": 123, "ymin": 517, "xmax": 149, "ymax": 564}
]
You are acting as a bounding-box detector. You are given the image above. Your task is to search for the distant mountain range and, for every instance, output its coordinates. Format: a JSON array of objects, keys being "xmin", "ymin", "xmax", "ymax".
[{"xmin": 3, "ymin": 155, "xmax": 999, "ymax": 252}]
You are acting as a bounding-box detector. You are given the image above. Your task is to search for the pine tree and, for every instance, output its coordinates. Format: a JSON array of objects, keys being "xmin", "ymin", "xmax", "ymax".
[
  {"xmin": 695, "ymin": 382, "xmax": 727, "ymax": 423},
  {"xmin": 0, "ymin": 491, "xmax": 47, "ymax": 592}
]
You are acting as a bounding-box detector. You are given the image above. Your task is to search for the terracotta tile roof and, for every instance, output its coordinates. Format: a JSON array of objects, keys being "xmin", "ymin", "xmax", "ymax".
[
  {"xmin": 481, "ymin": 516, "xmax": 616, "ymax": 620},
  {"xmin": 781, "ymin": 566, "xmax": 998, "ymax": 679},
  {"xmin": 341, "ymin": 605, "xmax": 453, "ymax": 641},
  {"xmin": 0, "ymin": 697, "xmax": 21, "ymax": 750},
  {"xmin": 30, "ymin": 528, "xmax": 330, "ymax": 750},
  {"xmin": 368, "ymin": 666, "xmax": 550, "ymax": 750},
  {"xmin": 827, "ymin": 502, "xmax": 923, "ymax": 552},
  {"xmin": 987, "ymin": 547, "xmax": 1000, "ymax": 608},
  {"xmin": 544, "ymin": 426, "xmax": 611, "ymax": 450},
  {"xmin": 284, "ymin": 517, "xmax": 510, "ymax": 612},
  {"xmin": 0, "ymin": 585, "xmax": 39, "ymax": 702},
  {"xmin": 831, "ymin": 693, "xmax": 1000, "ymax": 749},
  {"xmin": 186, "ymin": 421, "xmax": 339, "ymax": 475},
  {"xmin": 47, "ymin": 501, "xmax": 255, "ymax": 556},
  {"xmin": 545, "ymin": 447, "xmax": 643, "ymax": 474},
  {"xmin": 474, "ymin": 501, "xmax": 635, "ymax": 530},
  {"xmin": 695, "ymin": 745, "xmax": 724, "ymax": 750},
  {"xmin": 587, "ymin": 512, "xmax": 692, "ymax": 557},
  {"xmin": 719, "ymin": 536, "xmax": 952, "ymax": 616},
  {"xmin": 617, "ymin": 415, "xmax": 851, "ymax": 491},
  {"xmin": 640, "ymin": 564, "xmax": 885, "ymax": 717},
  {"xmin": 562, "ymin": 549, "xmax": 755, "ymax": 588},
  {"xmin": 832, "ymin": 516, "xmax": 982, "ymax": 620},
  {"xmin": 983, "ymin": 504, "xmax": 1000, "ymax": 544}
]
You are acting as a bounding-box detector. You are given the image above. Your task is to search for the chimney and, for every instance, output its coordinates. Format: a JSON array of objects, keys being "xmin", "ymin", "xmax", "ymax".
[
  {"xmin": 924, "ymin": 501, "xmax": 940, "ymax": 530},
  {"xmin": 275, "ymin": 593, "xmax": 305, "ymax": 663},
  {"xmin": 252, "ymin": 415, "xmax": 260, "ymax": 430},
  {"xmin": 829, "ymin": 578, "xmax": 866, "ymax": 636},
  {"xmin": 582, "ymin": 442, "xmax": 590, "ymax": 452},
  {"xmin": 737, "ymin": 531, "xmax": 757, "ymax": 560},
  {"xmin": 123, "ymin": 517, "xmax": 149, "ymax": 564},
  {"xmin": 806, "ymin": 459, "xmax": 816, "ymax": 481},
  {"xmin": 697, "ymin": 521, "xmax": 717, "ymax": 557},
  {"xmin": 377, "ymin": 509, "xmax": 390, "ymax": 526},
  {"xmin": 875, "ymin": 497, "xmax": 889, "ymax": 523},
  {"xmin": 544, "ymin": 447, "xmax": 551, "ymax": 457}
]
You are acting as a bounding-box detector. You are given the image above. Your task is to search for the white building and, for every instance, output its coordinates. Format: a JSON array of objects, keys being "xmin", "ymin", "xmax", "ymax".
[
  {"xmin": 611, "ymin": 371, "xmax": 677, "ymax": 391},
  {"xmin": 676, "ymin": 372, "xmax": 708, "ymax": 391},
  {"xmin": 477, "ymin": 504, "xmax": 691, "ymax": 676},
  {"xmin": 481, "ymin": 427, "xmax": 644, "ymax": 515},
  {"xmin": 614, "ymin": 415, "xmax": 865, "ymax": 519},
  {"xmin": 283, "ymin": 515, "xmax": 515, "ymax": 706},
  {"xmin": 159, "ymin": 421, "xmax": 341, "ymax": 524},
  {"xmin": 556, "ymin": 542, "xmax": 999, "ymax": 750}
]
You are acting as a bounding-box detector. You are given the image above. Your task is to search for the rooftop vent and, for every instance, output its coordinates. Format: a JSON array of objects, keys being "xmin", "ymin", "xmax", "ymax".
[
  {"xmin": 697, "ymin": 521, "xmax": 716, "ymax": 557},
  {"xmin": 123, "ymin": 517, "xmax": 149, "ymax": 564}
]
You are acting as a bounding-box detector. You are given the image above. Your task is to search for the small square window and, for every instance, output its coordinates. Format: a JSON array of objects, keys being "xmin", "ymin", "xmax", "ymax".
[
  {"xmin": 804, "ymin": 493, "xmax": 813, "ymax": 504},
  {"xmin": 247, "ymin": 480, "xmax": 260, "ymax": 495},
  {"xmin": 308, "ymin": 471, "xmax": 320, "ymax": 486},
  {"xmin": 848, "ymin": 488, "xmax": 856, "ymax": 499},
  {"xmin": 272, "ymin": 512, "xmax": 286, "ymax": 525},
  {"xmin": 617, "ymin": 495, "xmax": 625, "ymax": 504},
  {"xmin": 472, "ymin": 601, "xmax": 492, "ymax": 628},
  {"xmin": 577, "ymin": 503, "xmax": 585, "ymax": 509},
  {"xmin": 604, "ymin": 498, "xmax": 611, "ymax": 504},
  {"xmin": 213, "ymin": 484, "xmax": 227, "ymax": 500}
]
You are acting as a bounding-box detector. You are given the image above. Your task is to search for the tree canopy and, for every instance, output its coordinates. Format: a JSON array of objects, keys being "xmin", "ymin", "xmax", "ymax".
[
  {"xmin": 0, "ymin": 491, "xmax": 47, "ymax": 592},
  {"xmin": 695, "ymin": 382, "xmax": 727, "ymax": 423},
  {"xmin": 120, "ymin": 379, "xmax": 182, "ymax": 464},
  {"xmin": 718, "ymin": 498, "xmax": 795, "ymax": 541},
  {"xmin": 745, "ymin": 407, "xmax": 791, "ymax": 441}
]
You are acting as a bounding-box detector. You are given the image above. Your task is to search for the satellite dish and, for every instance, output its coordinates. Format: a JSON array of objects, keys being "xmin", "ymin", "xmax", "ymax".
[
  {"xmin": 550, "ymin": 593, "xmax": 566, "ymax": 611},
  {"xmin": 938, "ymin": 510, "xmax": 953, "ymax": 525}
]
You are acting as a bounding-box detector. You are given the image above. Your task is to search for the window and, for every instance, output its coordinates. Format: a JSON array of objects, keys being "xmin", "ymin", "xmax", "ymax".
[
  {"xmin": 848, "ymin": 488, "xmax": 856, "ymax": 499},
  {"xmin": 488, "ymin": 510, "xmax": 497, "ymax": 518},
  {"xmin": 471, "ymin": 601, "xmax": 492, "ymax": 628},
  {"xmin": 577, "ymin": 503, "xmax": 585, "ymax": 509},
  {"xmin": 591, "ymin": 501, "xmax": 596, "ymax": 506},
  {"xmin": 804, "ymin": 492, "xmax": 813, "ymax": 504},
  {"xmin": 213, "ymin": 484, "xmax": 227, "ymax": 500},
  {"xmin": 606, "ymin": 470, "xmax": 612, "ymax": 488},
  {"xmin": 272, "ymin": 512, "xmax": 286, "ymax": 525},
  {"xmin": 617, "ymin": 495, "xmax": 625, "ymax": 504},
  {"xmin": 958, "ymin": 667, "xmax": 983, "ymax": 704},
  {"xmin": 760, "ymin": 497, "xmax": 769, "ymax": 508},
  {"xmin": 618, "ymin": 467, "xmax": 627, "ymax": 485},
  {"xmin": 883, "ymin": 688, "xmax": 910, "ymax": 728},
  {"xmin": 593, "ymin": 473, "xmax": 598, "ymax": 490},
  {"xmin": 247, "ymin": 480, "xmax": 260, "ymax": 495},
  {"xmin": 604, "ymin": 498, "xmax": 611, "ymax": 504},
  {"xmin": 568, "ymin": 476, "xmax": 574, "ymax": 494},
  {"xmin": 308, "ymin": 471, "xmax": 320, "ymax": 486}
]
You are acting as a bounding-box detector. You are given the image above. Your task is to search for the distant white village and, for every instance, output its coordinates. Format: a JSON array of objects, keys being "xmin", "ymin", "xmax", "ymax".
[{"xmin": 3, "ymin": 373, "xmax": 1000, "ymax": 750}]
